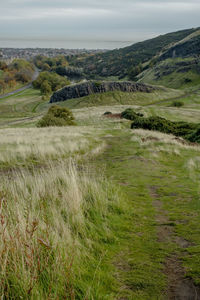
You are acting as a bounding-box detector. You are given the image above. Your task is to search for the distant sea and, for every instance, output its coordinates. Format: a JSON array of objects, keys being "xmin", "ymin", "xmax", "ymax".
[{"xmin": 0, "ymin": 38, "xmax": 133, "ymax": 50}]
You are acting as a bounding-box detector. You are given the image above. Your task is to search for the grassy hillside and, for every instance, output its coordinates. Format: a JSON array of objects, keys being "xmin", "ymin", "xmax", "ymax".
[
  {"xmin": 0, "ymin": 47, "xmax": 200, "ymax": 300},
  {"xmin": 138, "ymin": 57, "xmax": 200, "ymax": 89},
  {"xmin": 1, "ymin": 93, "xmax": 200, "ymax": 298},
  {"xmin": 137, "ymin": 29, "xmax": 200, "ymax": 88},
  {"xmin": 69, "ymin": 28, "xmax": 199, "ymax": 78},
  {"xmin": 0, "ymin": 86, "xmax": 183, "ymax": 128},
  {"xmin": 159, "ymin": 29, "xmax": 200, "ymax": 60},
  {"xmin": 1, "ymin": 61, "xmax": 200, "ymax": 297}
]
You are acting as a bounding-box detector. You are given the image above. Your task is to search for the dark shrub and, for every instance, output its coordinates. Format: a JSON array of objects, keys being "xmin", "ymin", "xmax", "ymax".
[
  {"xmin": 171, "ymin": 101, "xmax": 184, "ymax": 107},
  {"xmin": 184, "ymin": 78, "xmax": 192, "ymax": 83},
  {"xmin": 103, "ymin": 111, "xmax": 112, "ymax": 115},
  {"xmin": 131, "ymin": 116, "xmax": 175, "ymax": 133},
  {"xmin": 186, "ymin": 126, "xmax": 200, "ymax": 143},
  {"xmin": 131, "ymin": 116, "xmax": 200, "ymax": 142},
  {"xmin": 121, "ymin": 108, "xmax": 143, "ymax": 121},
  {"xmin": 174, "ymin": 121, "xmax": 197, "ymax": 137},
  {"xmin": 37, "ymin": 105, "xmax": 75, "ymax": 127}
]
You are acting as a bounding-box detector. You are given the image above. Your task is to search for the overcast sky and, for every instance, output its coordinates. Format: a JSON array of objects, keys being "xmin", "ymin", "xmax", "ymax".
[{"xmin": 0, "ymin": 0, "xmax": 200, "ymax": 48}]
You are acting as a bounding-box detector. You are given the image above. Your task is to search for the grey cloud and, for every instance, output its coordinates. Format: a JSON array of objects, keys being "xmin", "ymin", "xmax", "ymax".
[{"xmin": 0, "ymin": 0, "xmax": 199, "ymax": 47}]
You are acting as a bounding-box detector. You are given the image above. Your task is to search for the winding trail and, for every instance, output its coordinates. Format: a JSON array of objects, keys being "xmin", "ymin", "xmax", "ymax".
[
  {"xmin": 0, "ymin": 68, "xmax": 39, "ymax": 100},
  {"xmin": 94, "ymin": 131, "xmax": 200, "ymax": 299}
]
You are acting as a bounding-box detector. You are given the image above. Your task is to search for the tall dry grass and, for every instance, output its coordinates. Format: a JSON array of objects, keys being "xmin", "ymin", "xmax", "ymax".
[
  {"xmin": 0, "ymin": 160, "xmax": 120, "ymax": 299},
  {"xmin": 0, "ymin": 127, "xmax": 99, "ymax": 166}
]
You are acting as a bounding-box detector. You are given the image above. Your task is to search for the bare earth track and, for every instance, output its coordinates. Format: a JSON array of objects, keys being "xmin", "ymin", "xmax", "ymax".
[{"xmin": 150, "ymin": 186, "xmax": 200, "ymax": 300}]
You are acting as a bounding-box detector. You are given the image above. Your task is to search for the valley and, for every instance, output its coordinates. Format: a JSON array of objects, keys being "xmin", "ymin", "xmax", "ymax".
[{"xmin": 0, "ymin": 27, "xmax": 200, "ymax": 299}]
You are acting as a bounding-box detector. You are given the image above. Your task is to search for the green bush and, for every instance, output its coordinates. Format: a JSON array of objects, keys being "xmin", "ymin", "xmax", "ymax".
[
  {"xmin": 37, "ymin": 105, "xmax": 75, "ymax": 127},
  {"xmin": 103, "ymin": 111, "xmax": 112, "ymax": 115},
  {"xmin": 131, "ymin": 116, "xmax": 174, "ymax": 133},
  {"xmin": 121, "ymin": 108, "xmax": 143, "ymax": 120},
  {"xmin": 171, "ymin": 101, "xmax": 184, "ymax": 107},
  {"xmin": 186, "ymin": 127, "xmax": 200, "ymax": 143},
  {"xmin": 131, "ymin": 115, "xmax": 200, "ymax": 142}
]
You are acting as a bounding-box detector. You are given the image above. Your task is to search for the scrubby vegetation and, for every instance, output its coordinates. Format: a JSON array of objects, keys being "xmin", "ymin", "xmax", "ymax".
[
  {"xmin": 37, "ymin": 105, "xmax": 75, "ymax": 127},
  {"xmin": 33, "ymin": 55, "xmax": 68, "ymax": 71},
  {"xmin": 171, "ymin": 100, "xmax": 184, "ymax": 107},
  {"xmin": 33, "ymin": 72, "xmax": 70, "ymax": 96},
  {"xmin": 131, "ymin": 115, "xmax": 200, "ymax": 143},
  {"xmin": 121, "ymin": 108, "xmax": 144, "ymax": 120},
  {"xmin": 0, "ymin": 59, "xmax": 35, "ymax": 94},
  {"xmin": 33, "ymin": 55, "xmax": 84, "ymax": 79},
  {"xmin": 103, "ymin": 111, "xmax": 112, "ymax": 115}
]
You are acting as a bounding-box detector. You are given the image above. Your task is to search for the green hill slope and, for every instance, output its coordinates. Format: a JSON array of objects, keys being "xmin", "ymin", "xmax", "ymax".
[
  {"xmin": 69, "ymin": 28, "xmax": 199, "ymax": 79},
  {"xmin": 138, "ymin": 57, "xmax": 200, "ymax": 89},
  {"xmin": 138, "ymin": 31, "xmax": 200, "ymax": 89}
]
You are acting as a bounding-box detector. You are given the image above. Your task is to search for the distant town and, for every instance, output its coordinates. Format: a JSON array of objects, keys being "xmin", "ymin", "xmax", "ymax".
[{"xmin": 0, "ymin": 48, "xmax": 107, "ymax": 63}]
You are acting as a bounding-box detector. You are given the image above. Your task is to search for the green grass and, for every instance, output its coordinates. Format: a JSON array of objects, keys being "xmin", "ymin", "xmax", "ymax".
[
  {"xmin": 1, "ymin": 82, "xmax": 200, "ymax": 298},
  {"xmin": 0, "ymin": 87, "xmax": 182, "ymax": 128},
  {"xmin": 139, "ymin": 57, "xmax": 200, "ymax": 89},
  {"xmin": 88, "ymin": 128, "xmax": 200, "ymax": 298},
  {"xmin": 57, "ymin": 89, "xmax": 182, "ymax": 109}
]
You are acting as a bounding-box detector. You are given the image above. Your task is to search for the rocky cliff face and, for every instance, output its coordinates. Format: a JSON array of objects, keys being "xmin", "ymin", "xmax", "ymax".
[{"xmin": 50, "ymin": 81, "xmax": 157, "ymax": 103}]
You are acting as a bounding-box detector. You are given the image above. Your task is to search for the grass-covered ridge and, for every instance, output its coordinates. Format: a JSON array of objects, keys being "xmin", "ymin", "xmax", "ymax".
[
  {"xmin": 1, "ymin": 56, "xmax": 200, "ymax": 298},
  {"xmin": 138, "ymin": 57, "xmax": 200, "ymax": 89}
]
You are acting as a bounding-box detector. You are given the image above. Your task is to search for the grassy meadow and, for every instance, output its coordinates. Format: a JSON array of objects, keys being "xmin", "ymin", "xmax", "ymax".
[{"xmin": 1, "ymin": 84, "xmax": 200, "ymax": 299}]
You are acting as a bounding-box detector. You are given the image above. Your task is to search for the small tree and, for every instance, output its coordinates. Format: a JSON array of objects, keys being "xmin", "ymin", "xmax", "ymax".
[
  {"xmin": 128, "ymin": 64, "xmax": 142, "ymax": 81},
  {"xmin": 42, "ymin": 63, "xmax": 51, "ymax": 71},
  {"xmin": 171, "ymin": 101, "xmax": 184, "ymax": 107},
  {"xmin": 37, "ymin": 105, "xmax": 76, "ymax": 127},
  {"xmin": 40, "ymin": 80, "xmax": 52, "ymax": 95}
]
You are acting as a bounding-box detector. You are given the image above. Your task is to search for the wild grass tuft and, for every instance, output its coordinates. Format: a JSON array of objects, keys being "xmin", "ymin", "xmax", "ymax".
[{"xmin": 0, "ymin": 160, "xmax": 122, "ymax": 299}]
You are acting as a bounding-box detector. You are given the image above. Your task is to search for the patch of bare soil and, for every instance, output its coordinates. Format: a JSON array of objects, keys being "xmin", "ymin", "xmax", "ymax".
[
  {"xmin": 150, "ymin": 186, "xmax": 173, "ymax": 243},
  {"xmin": 141, "ymin": 136, "xmax": 160, "ymax": 142},
  {"xmin": 174, "ymin": 236, "xmax": 193, "ymax": 249},
  {"xmin": 104, "ymin": 113, "xmax": 122, "ymax": 119},
  {"xmin": 164, "ymin": 255, "xmax": 200, "ymax": 300},
  {"xmin": 149, "ymin": 185, "xmax": 200, "ymax": 300}
]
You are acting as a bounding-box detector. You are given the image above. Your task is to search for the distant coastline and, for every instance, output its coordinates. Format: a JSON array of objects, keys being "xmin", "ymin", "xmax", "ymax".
[{"xmin": 0, "ymin": 38, "xmax": 133, "ymax": 50}]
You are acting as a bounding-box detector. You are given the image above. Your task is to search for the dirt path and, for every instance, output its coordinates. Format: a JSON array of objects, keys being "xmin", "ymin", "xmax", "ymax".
[
  {"xmin": 149, "ymin": 186, "xmax": 200, "ymax": 300},
  {"xmin": 94, "ymin": 132, "xmax": 200, "ymax": 299},
  {"xmin": 0, "ymin": 68, "xmax": 39, "ymax": 100}
]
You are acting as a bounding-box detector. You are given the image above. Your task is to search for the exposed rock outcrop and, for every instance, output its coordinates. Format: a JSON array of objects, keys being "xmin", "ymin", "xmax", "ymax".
[{"xmin": 50, "ymin": 81, "xmax": 157, "ymax": 103}]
